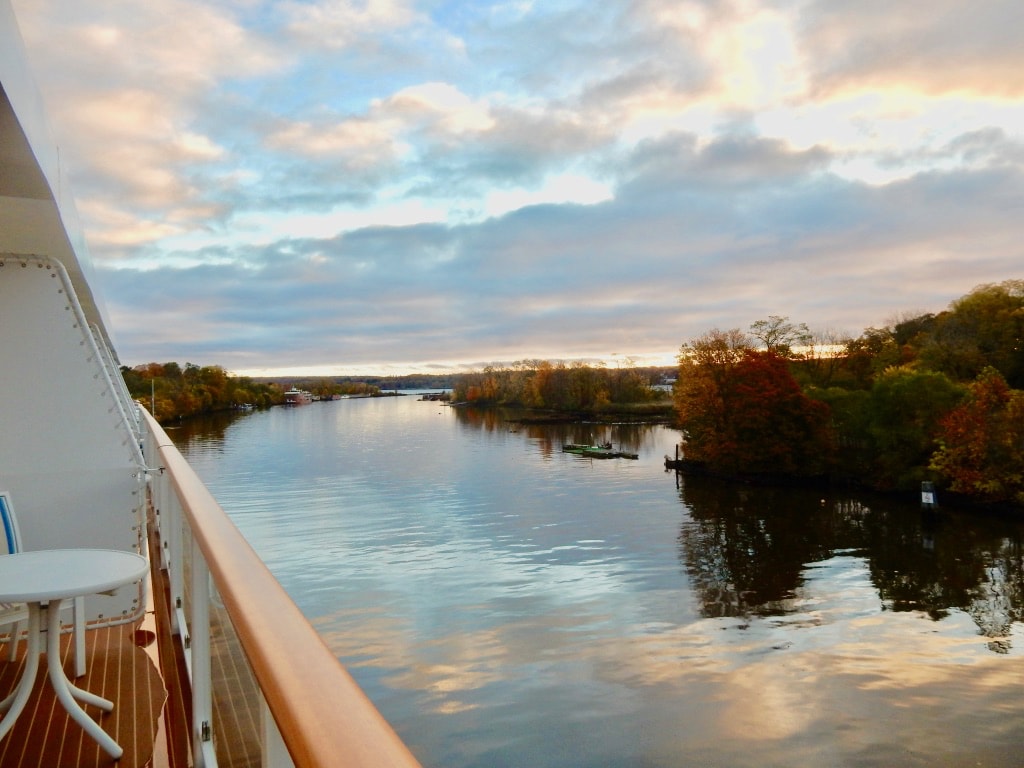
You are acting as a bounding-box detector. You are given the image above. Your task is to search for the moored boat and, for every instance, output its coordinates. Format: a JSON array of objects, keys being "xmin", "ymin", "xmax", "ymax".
[
  {"xmin": 562, "ymin": 442, "xmax": 607, "ymax": 453},
  {"xmin": 562, "ymin": 443, "xmax": 639, "ymax": 460},
  {"xmin": 284, "ymin": 387, "xmax": 314, "ymax": 404}
]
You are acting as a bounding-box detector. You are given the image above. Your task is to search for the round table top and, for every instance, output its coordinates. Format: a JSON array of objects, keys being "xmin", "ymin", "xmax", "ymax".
[{"xmin": 0, "ymin": 548, "xmax": 148, "ymax": 602}]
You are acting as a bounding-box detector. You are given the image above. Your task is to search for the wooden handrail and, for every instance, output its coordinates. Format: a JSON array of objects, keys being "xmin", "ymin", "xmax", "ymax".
[{"xmin": 140, "ymin": 409, "xmax": 422, "ymax": 768}]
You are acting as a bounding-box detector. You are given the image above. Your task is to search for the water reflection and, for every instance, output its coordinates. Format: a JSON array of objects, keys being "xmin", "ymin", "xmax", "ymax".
[
  {"xmin": 677, "ymin": 472, "xmax": 1024, "ymax": 651},
  {"xmin": 450, "ymin": 405, "xmax": 662, "ymax": 458},
  {"xmin": 162, "ymin": 409, "xmax": 248, "ymax": 452},
  {"xmin": 173, "ymin": 399, "xmax": 1024, "ymax": 767}
]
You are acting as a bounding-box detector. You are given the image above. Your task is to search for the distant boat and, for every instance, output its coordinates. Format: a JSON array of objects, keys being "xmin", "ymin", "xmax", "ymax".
[
  {"xmin": 562, "ymin": 443, "xmax": 638, "ymax": 460},
  {"xmin": 284, "ymin": 387, "xmax": 314, "ymax": 405},
  {"xmin": 563, "ymin": 442, "xmax": 609, "ymax": 453}
]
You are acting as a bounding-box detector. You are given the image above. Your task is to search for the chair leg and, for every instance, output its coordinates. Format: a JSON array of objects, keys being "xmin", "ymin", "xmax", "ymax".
[
  {"xmin": 73, "ymin": 596, "xmax": 85, "ymax": 678},
  {"xmin": 6, "ymin": 620, "xmax": 21, "ymax": 662}
]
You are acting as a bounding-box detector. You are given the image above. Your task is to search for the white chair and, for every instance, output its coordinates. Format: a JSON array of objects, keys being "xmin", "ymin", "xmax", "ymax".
[
  {"xmin": 0, "ymin": 491, "xmax": 28, "ymax": 662},
  {"xmin": 0, "ymin": 492, "xmax": 85, "ymax": 675}
]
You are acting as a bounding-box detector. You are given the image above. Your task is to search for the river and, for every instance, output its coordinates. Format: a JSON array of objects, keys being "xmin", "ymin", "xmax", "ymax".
[{"xmin": 169, "ymin": 394, "xmax": 1024, "ymax": 768}]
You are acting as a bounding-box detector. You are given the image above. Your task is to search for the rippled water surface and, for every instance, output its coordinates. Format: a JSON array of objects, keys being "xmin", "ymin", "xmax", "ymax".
[{"xmin": 171, "ymin": 396, "xmax": 1024, "ymax": 768}]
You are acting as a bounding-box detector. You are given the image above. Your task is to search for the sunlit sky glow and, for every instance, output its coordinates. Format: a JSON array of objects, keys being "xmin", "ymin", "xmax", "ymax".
[{"xmin": 11, "ymin": 0, "xmax": 1024, "ymax": 376}]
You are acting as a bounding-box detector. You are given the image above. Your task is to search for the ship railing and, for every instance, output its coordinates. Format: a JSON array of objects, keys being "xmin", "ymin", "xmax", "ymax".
[{"xmin": 139, "ymin": 407, "xmax": 422, "ymax": 768}]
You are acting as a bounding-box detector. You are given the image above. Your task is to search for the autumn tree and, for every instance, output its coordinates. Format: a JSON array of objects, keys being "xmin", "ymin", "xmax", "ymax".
[
  {"xmin": 454, "ymin": 360, "xmax": 656, "ymax": 410},
  {"xmin": 749, "ymin": 316, "xmax": 811, "ymax": 357},
  {"xmin": 930, "ymin": 368, "xmax": 1024, "ymax": 504},
  {"xmin": 795, "ymin": 327, "xmax": 852, "ymax": 388},
  {"xmin": 679, "ymin": 328, "xmax": 752, "ymax": 369},
  {"xmin": 840, "ymin": 327, "xmax": 900, "ymax": 389},
  {"xmin": 727, "ymin": 352, "xmax": 834, "ymax": 476},
  {"xmin": 123, "ymin": 362, "xmax": 279, "ymax": 422},
  {"xmin": 531, "ymin": 360, "xmax": 567, "ymax": 409},
  {"xmin": 675, "ymin": 329, "xmax": 751, "ymax": 463},
  {"xmin": 568, "ymin": 362, "xmax": 610, "ymax": 410},
  {"xmin": 676, "ymin": 340, "xmax": 834, "ymax": 476},
  {"xmin": 609, "ymin": 364, "xmax": 653, "ymax": 404}
]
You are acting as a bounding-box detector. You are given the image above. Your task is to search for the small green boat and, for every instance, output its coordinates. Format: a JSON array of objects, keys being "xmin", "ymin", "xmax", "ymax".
[{"xmin": 562, "ymin": 443, "xmax": 639, "ymax": 460}]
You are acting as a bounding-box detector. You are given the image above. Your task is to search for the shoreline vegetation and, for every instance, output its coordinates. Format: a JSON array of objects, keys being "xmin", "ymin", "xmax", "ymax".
[
  {"xmin": 447, "ymin": 280, "xmax": 1024, "ymax": 513},
  {"xmin": 119, "ymin": 364, "xmax": 395, "ymax": 423},
  {"xmin": 121, "ymin": 278, "xmax": 1024, "ymax": 513},
  {"xmin": 663, "ymin": 279, "xmax": 1024, "ymax": 513},
  {"xmin": 449, "ymin": 361, "xmax": 676, "ymax": 423}
]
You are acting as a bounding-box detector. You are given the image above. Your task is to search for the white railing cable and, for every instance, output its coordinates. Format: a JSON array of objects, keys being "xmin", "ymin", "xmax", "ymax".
[{"xmin": 90, "ymin": 322, "xmax": 143, "ymax": 441}]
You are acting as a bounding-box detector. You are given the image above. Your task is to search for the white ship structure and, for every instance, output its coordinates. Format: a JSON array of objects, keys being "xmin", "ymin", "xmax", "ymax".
[{"xmin": 0, "ymin": 2, "xmax": 422, "ymax": 766}]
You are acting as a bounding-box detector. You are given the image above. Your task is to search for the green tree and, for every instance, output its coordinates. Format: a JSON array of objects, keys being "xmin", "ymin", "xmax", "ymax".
[
  {"xmin": 891, "ymin": 311, "xmax": 936, "ymax": 348},
  {"xmin": 807, "ymin": 386, "xmax": 873, "ymax": 478},
  {"xmin": 919, "ymin": 281, "xmax": 1024, "ymax": 387},
  {"xmin": 864, "ymin": 367, "xmax": 964, "ymax": 490}
]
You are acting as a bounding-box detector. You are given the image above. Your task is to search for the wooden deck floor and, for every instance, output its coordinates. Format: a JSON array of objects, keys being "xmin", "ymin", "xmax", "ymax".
[
  {"xmin": 0, "ymin": 522, "xmax": 262, "ymax": 768},
  {"xmin": 0, "ymin": 623, "xmax": 165, "ymax": 768}
]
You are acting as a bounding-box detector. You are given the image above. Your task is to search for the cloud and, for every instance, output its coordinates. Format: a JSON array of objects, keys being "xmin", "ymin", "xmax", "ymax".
[
  {"xmin": 10, "ymin": 0, "xmax": 1024, "ymax": 373},
  {"xmin": 93, "ymin": 127, "xmax": 1024, "ymax": 373},
  {"xmin": 377, "ymin": 82, "xmax": 495, "ymax": 138},
  {"xmin": 266, "ymin": 116, "xmax": 401, "ymax": 169},
  {"xmin": 281, "ymin": 0, "xmax": 422, "ymax": 50},
  {"xmin": 797, "ymin": 0, "xmax": 1024, "ymax": 98},
  {"xmin": 13, "ymin": 0, "xmax": 289, "ymax": 251}
]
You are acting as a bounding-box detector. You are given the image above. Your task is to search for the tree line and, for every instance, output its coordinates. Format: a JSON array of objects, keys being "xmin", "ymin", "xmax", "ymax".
[
  {"xmin": 673, "ymin": 279, "xmax": 1024, "ymax": 508},
  {"xmin": 451, "ymin": 360, "xmax": 670, "ymax": 414},
  {"xmin": 120, "ymin": 363, "xmax": 381, "ymax": 423},
  {"xmin": 119, "ymin": 279, "xmax": 1023, "ymax": 507}
]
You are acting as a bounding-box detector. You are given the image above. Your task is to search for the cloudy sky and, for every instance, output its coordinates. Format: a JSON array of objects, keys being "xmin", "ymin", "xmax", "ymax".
[{"xmin": 11, "ymin": 0, "xmax": 1024, "ymax": 376}]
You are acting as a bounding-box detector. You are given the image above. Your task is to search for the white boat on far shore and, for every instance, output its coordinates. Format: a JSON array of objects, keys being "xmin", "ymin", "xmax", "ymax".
[{"xmin": 284, "ymin": 387, "xmax": 314, "ymax": 405}]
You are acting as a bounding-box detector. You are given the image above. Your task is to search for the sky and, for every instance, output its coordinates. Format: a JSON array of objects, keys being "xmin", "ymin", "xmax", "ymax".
[{"xmin": 10, "ymin": 0, "xmax": 1024, "ymax": 377}]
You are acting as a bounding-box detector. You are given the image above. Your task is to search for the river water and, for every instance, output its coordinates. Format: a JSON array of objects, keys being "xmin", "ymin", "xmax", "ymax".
[{"xmin": 169, "ymin": 395, "xmax": 1024, "ymax": 768}]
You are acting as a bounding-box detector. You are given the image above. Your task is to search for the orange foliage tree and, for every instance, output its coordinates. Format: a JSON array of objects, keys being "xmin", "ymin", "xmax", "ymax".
[
  {"xmin": 930, "ymin": 368, "xmax": 1024, "ymax": 504},
  {"xmin": 676, "ymin": 344, "xmax": 834, "ymax": 476}
]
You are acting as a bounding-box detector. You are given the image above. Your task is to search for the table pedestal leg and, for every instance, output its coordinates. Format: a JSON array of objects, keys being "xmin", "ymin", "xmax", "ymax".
[
  {"xmin": 0, "ymin": 604, "xmax": 40, "ymax": 739},
  {"xmin": 45, "ymin": 599, "xmax": 122, "ymax": 759}
]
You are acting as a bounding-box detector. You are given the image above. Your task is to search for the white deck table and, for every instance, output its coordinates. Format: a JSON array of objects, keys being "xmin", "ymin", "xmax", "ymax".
[{"xmin": 0, "ymin": 548, "xmax": 149, "ymax": 759}]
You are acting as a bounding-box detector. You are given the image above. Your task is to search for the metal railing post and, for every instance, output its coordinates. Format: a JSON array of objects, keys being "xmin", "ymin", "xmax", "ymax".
[
  {"xmin": 167, "ymin": 493, "xmax": 186, "ymax": 638},
  {"xmin": 191, "ymin": 535, "xmax": 217, "ymax": 768},
  {"xmin": 261, "ymin": 693, "xmax": 296, "ymax": 768}
]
